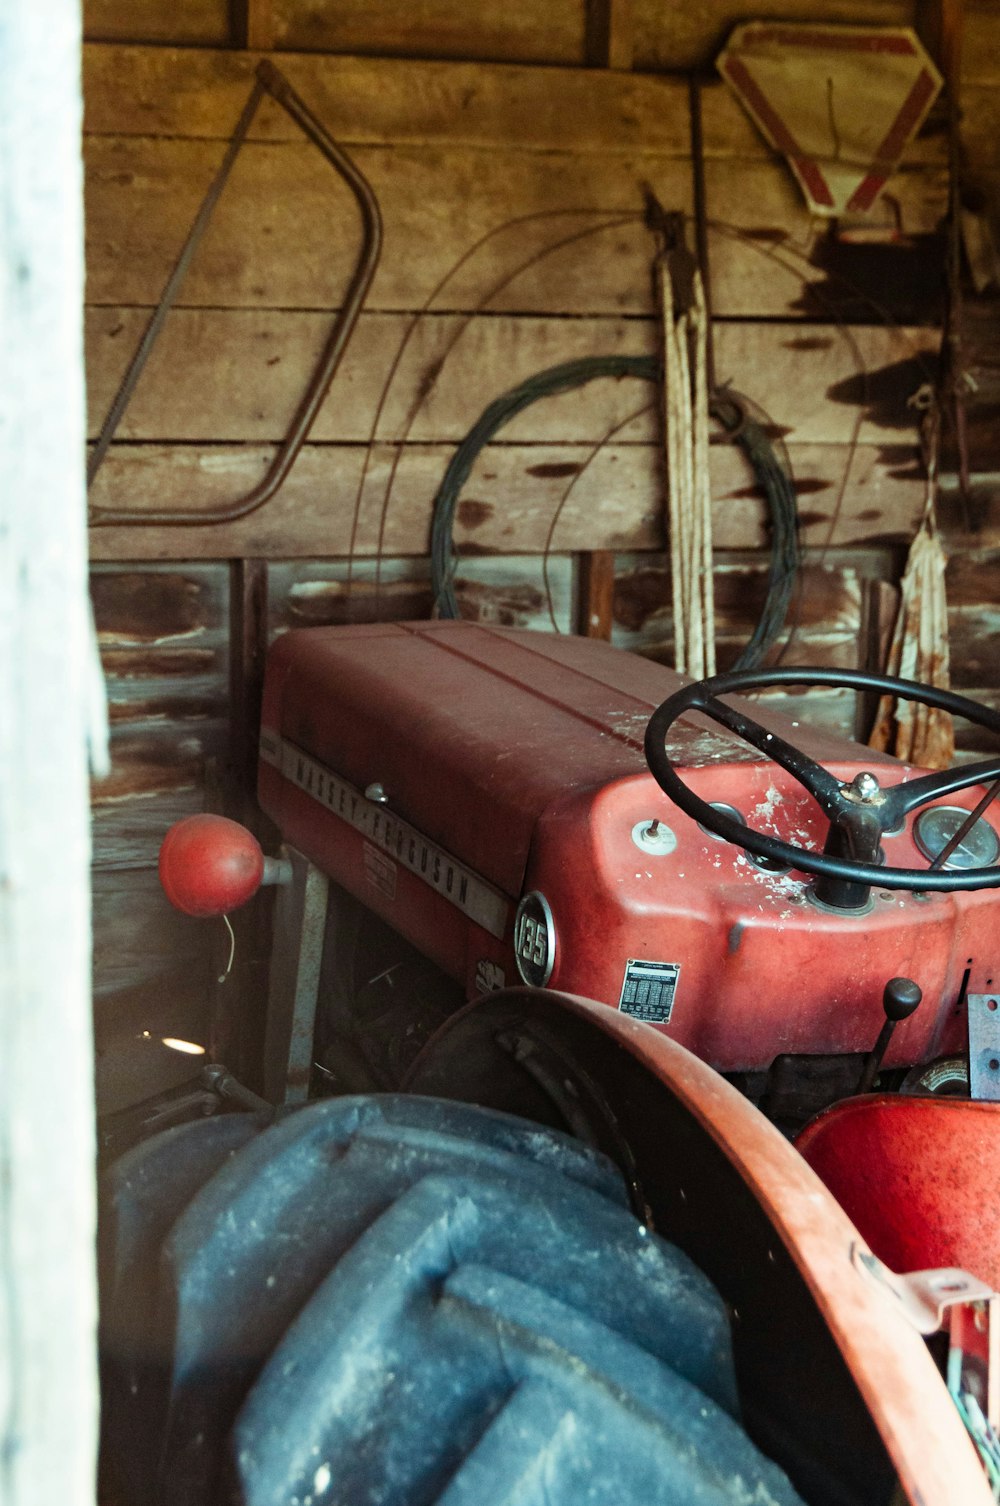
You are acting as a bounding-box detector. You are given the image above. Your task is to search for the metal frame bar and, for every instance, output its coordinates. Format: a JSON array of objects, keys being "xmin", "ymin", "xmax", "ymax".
[
  {"xmin": 88, "ymin": 59, "xmax": 382, "ymax": 527},
  {"xmin": 262, "ymin": 846, "xmax": 330, "ymax": 1105}
]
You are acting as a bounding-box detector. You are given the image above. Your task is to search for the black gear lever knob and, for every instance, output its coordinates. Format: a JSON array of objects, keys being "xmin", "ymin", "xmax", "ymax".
[
  {"xmin": 882, "ymin": 976, "xmax": 923, "ymax": 1022},
  {"xmin": 857, "ymin": 977, "xmax": 923, "ymax": 1093}
]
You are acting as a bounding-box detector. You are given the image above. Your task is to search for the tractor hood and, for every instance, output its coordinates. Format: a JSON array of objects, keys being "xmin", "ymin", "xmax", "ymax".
[{"xmin": 258, "ymin": 620, "xmax": 893, "ymax": 899}]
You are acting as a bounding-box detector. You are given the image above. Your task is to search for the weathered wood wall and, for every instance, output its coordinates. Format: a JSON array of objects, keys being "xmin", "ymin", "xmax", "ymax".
[{"xmin": 83, "ymin": 1, "xmax": 1000, "ymax": 1099}]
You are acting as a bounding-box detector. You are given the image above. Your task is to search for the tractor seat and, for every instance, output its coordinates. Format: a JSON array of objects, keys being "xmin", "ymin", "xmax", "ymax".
[{"xmin": 796, "ymin": 1095, "xmax": 1000, "ymax": 1288}]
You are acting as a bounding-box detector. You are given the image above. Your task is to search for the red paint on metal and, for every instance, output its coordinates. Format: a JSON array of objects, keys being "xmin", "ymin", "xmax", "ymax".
[
  {"xmin": 797, "ymin": 1096, "xmax": 1000, "ymax": 1288},
  {"xmin": 722, "ymin": 56, "xmax": 835, "ymax": 207},
  {"xmin": 742, "ymin": 27, "xmax": 918, "ymax": 55},
  {"xmin": 258, "ymin": 622, "xmax": 1000, "ymax": 1074},
  {"xmin": 158, "ymin": 813, "xmax": 263, "ymax": 916},
  {"xmin": 847, "ymin": 69, "xmax": 939, "ymax": 212}
]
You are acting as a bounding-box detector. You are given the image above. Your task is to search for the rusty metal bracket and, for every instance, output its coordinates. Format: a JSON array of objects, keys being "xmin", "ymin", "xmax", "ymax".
[
  {"xmin": 853, "ymin": 1246, "xmax": 998, "ymax": 1334},
  {"xmin": 88, "ymin": 59, "xmax": 382, "ymax": 527},
  {"xmin": 854, "ymin": 1244, "xmax": 1000, "ymax": 1442}
]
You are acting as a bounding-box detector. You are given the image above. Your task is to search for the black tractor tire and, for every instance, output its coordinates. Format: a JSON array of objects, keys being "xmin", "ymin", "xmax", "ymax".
[{"xmin": 99, "ymin": 1094, "xmax": 805, "ymax": 1506}]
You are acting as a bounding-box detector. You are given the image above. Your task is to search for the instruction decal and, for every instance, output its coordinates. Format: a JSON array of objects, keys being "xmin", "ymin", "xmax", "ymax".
[{"xmin": 618, "ymin": 960, "xmax": 680, "ymax": 1024}]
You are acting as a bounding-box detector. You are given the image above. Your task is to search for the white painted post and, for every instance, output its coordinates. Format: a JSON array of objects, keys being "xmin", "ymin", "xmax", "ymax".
[{"xmin": 0, "ymin": 0, "xmax": 99, "ymax": 1502}]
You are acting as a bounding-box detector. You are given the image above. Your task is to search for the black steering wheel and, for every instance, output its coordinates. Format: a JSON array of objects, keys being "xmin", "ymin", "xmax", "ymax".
[{"xmin": 644, "ymin": 666, "xmax": 1000, "ymax": 909}]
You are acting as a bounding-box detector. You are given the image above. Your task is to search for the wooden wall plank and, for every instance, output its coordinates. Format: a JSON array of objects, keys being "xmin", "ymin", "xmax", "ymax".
[
  {"xmin": 84, "ymin": 309, "xmax": 938, "ymax": 446},
  {"xmin": 269, "ymin": 0, "xmax": 587, "ymax": 65},
  {"xmin": 93, "ymin": 869, "xmax": 210, "ymax": 997},
  {"xmin": 93, "ymin": 161, "xmax": 946, "ymax": 326},
  {"xmin": 91, "ymin": 564, "xmax": 231, "ymax": 862},
  {"xmin": 84, "ymin": 0, "xmax": 947, "ymax": 75},
  {"xmin": 83, "ymin": 44, "xmax": 689, "ymax": 152},
  {"xmin": 963, "ymin": 87, "xmax": 1000, "ymax": 168},
  {"xmin": 85, "ymin": 136, "xmax": 689, "ymax": 315},
  {"xmin": 82, "ymin": 46, "xmax": 946, "ymax": 324},
  {"xmin": 82, "ymin": 44, "xmax": 947, "ymax": 170},
  {"xmin": 88, "ymin": 438, "xmax": 923, "ymax": 560},
  {"xmin": 84, "ymin": 0, "xmax": 229, "ymax": 45},
  {"xmin": 267, "ymin": 554, "xmax": 576, "ymax": 634},
  {"xmin": 962, "ymin": 1, "xmax": 1000, "ymax": 86},
  {"xmin": 610, "ymin": 556, "xmax": 872, "ymax": 670},
  {"xmin": 632, "ymin": 0, "xmax": 915, "ymax": 73},
  {"xmin": 84, "ymin": 136, "xmax": 944, "ymax": 321}
]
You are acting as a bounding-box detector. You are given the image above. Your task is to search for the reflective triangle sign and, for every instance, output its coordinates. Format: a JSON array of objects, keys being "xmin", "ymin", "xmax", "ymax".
[{"xmin": 717, "ymin": 23, "xmax": 943, "ymax": 217}]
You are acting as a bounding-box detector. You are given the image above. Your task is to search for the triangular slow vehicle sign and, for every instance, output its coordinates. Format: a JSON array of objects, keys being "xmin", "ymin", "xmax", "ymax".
[{"xmin": 717, "ymin": 22, "xmax": 943, "ymax": 217}]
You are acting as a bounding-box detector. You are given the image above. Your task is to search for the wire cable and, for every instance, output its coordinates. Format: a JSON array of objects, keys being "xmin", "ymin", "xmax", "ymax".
[{"xmin": 430, "ymin": 355, "xmax": 800, "ymax": 670}]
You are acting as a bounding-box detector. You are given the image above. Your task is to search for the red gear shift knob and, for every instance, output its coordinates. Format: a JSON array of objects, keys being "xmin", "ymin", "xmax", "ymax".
[{"xmin": 159, "ymin": 814, "xmax": 265, "ymax": 917}]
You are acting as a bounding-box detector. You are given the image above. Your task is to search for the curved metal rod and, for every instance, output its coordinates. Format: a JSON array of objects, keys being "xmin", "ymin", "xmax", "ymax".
[{"xmin": 89, "ymin": 59, "xmax": 382, "ymax": 527}]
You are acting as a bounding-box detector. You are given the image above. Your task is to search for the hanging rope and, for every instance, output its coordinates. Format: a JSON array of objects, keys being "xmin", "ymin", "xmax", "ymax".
[
  {"xmin": 657, "ymin": 251, "xmax": 715, "ymax": 678},
  {"xmin": 869, "ymin": 394, "xmax": 954, "ymax": 769}
]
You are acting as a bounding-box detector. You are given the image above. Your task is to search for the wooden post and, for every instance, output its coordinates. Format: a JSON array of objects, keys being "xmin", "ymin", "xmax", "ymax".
[
  {"xmin": 584, "ymin": 0, "xmax": 635, "ymax": 70},
  {"xmin": 0, "ymin": 0, "xmax": 98, "ymax": 1503},
  {"xmin": 229, "ymin": 558, "xmax": 270, "ymax": 821},
  {"xmin": 220, "ymin": 558, "xmax": 274, "ymax": 1081},
  {"xmin": 241, "ymin": 0, "xmax": 277, "ymax": 51},
  {"xmin": 576, "ymin": 551, "xmax": 617, "ymax": 639},
  {"xmin": 915, "ymin": 0, "xmax": 963, "ymax": 94}
]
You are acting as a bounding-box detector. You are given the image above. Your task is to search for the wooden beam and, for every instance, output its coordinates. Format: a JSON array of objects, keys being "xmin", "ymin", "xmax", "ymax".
[
  {"xmin": 229, "ymin": 558, "xmax": 269, "ymax": 818},
  {"xmin": 87, "ymin": 438, "xmax": 925, "ymax": 561},
  {"xmin": 577, "ymin": 550, "xmax": 616, "ymax": 637},
  {"xmin": 2, "ymin": 0, "xmax": 98, "ymax": 1500},
  {"xmin": 244, "ymin": 0, "xmax": 276, "ymax": 51},
  {"xmin": 82, "ymin": 44, "xmax": 689, "ymax": 150},
  {"xmin": 84, "ymin": 310, "xmax": 938, "ymax": 447},
  {"xmin": 268, "ymin": 0, "xmax": 581, "ymax": 65},
  {"xmin": 82, "ymin": 135, "xmax": 945, "ymax": 321},
  {"xmin": 585, "ymin": 0, "xmax": 634, "ymax": 70},
  {"xmin": 84, "ymin": 0, "xmax": 228, "ymax": 45},
  {"xmin": 916, "ymin": 0, "xmax": 964, "ymax": 95}
]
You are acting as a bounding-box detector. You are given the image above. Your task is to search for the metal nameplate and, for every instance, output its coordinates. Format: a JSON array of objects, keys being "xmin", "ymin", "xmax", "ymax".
[
  {"xmin": 619, "ymin": 959, "xmax": 680, "ymax": 1024},
  {"xmin": 260, "ymin": 730, "xmax": 509, "ymax": 940}
]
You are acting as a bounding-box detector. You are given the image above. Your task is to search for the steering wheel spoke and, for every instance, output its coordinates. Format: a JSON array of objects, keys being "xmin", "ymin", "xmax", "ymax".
[
  {"xmin": 697, "ymin": 694, "xmax": 844, "ymax": 809},
  {"xmin": 645, "ymin": 667, "xmax": 1000, "ymax": 904},
  {"xmin": 881, "ymin": 756, "xmax": 1000, "ymax": 824}
]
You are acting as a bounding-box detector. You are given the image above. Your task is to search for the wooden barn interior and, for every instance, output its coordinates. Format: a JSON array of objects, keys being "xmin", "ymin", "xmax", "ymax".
[
  {"xmin": 5, "ymin": 0, "xmax": 1000, "ymax": 1500},
  {"xmin": 85, "ymin": 0, "xmax": 1000, "ymax": 1118}
]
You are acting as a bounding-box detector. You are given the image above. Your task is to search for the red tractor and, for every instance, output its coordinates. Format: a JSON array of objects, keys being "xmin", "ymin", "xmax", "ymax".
[{"xmin": 102, "ymin": 621, "xmax": 1000, "ymax": 1506}]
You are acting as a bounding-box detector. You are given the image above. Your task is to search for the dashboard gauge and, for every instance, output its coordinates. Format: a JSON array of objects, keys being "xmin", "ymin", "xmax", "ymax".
[
  {"xmin": 913, "ymin": 805, "xmax": 1000, "ymax": 869},
  {"xmin": 698, "ymin": 803, "xmax": 746, "ymax": 840}
]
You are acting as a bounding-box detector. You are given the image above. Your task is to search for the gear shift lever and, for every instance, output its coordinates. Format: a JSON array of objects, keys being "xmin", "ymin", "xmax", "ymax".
[{"xmin": 857, "ymin": 977, "xmax": 922, "ymax": 1093}]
